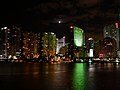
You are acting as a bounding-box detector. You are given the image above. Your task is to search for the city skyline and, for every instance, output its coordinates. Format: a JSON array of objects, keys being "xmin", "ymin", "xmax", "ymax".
[
  {"xmin": 0, "ymin": 24, "xmax": 120, "ymax": 62},
  {"xmin": 0, "ymin": 1, "xmax": 120, "ymax": 88}
]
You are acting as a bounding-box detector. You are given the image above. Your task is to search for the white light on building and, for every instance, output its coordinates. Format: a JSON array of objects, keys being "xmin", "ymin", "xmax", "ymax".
[
  {"xmin": 58, "ymin": 20, "xmax": 61, "ymax": 23},
  {"xmin": 89, "ymin": 49, "xmax": 93, "ymax": 57},
  {"xmin": 3, "ymin": 27, "xmax": 7, "ymax": 29}
]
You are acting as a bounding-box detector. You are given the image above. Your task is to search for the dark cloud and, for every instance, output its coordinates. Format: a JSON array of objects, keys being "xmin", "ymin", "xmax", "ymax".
[
  {"xmin": 1, "ymin": 0, "xmax": 120, "ymax": 38},
  {"xmin": 29, "ymin": 1, "xmax": 119, "ymax": 22},
  {"xmin": 27, "ymin": 0, "xmax": 120, "ymax": 38}
]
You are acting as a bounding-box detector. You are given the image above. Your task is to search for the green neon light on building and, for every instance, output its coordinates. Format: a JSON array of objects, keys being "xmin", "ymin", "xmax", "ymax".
[{"xmin": 74, "ymin": 26, "xmax": 83, "ymax": 47}]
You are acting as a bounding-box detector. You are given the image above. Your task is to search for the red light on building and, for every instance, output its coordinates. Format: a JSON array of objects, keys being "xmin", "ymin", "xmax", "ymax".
[
  {"xmin": 70, "ymin": 26, "xmax": 74, "ymax": 29},
  {"xmin": 115, "ymin": 23, "xmax": 118, "ymax": 29}
]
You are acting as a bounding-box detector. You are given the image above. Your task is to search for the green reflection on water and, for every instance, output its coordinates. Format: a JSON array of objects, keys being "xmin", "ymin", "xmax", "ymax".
[{"xmin": 72, "ymin": 63, "xmax": 87, "ymax": 90}]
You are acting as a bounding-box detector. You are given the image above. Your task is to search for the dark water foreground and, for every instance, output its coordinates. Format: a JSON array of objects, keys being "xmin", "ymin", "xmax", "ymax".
[{"xmin": 0, "ymin": 62, "xmax": 120, "ymax": 90}]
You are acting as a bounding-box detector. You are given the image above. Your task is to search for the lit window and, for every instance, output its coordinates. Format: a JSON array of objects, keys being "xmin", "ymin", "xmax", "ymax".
[
  {"xmin": 3, "ymin": 27, "xmax": 7, "ymax": 29},
  {"xmin": 1, "ymin": 28, "xmax": 3, "ymax": 30},
  {"xmin": 106, "ymin": 32, "xmax": 108, "ymax": 34},
  {"xmin": 58, "ymin": 20, "xmax": 61, "ymax": 23},
  {"xmin": 51, "ymin": 32, "xmax": 54, "ymax": 35}
]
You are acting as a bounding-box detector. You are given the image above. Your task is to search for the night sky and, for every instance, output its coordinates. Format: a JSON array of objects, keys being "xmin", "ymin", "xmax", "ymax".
[{"xmin": 0, "ymin": 0, "xmax": 120, "ymax": 39}]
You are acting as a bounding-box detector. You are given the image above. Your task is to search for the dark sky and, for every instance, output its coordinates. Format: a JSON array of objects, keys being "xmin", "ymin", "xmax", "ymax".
[{"xmin": 0, "ymin": 0, "xmax": 120, "ymax": 39}]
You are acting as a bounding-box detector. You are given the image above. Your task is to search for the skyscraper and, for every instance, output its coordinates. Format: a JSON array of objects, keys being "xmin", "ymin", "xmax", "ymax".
[
  {"xmin": 99, "ymin": 37, "xmax": 116, "ymax": 58},
  {"xmin": 42, "ymin": 32, "xmax": 56, "ymax": 60},
  {"xmin": 0, "ymin": 27, "xmax": 6, "ymax": 59},
  {"xmin": 0, "ymin": 26, "xmax": 23, "ymax": 59},
  {"xmin": 103, "ymin": 23, "xmax": 119, "ymax": 57},
  {"xmin": 68, "ymin": 26, "xmax": 85, "ymax": 60},
  {"xmin": 86, "ymin": 38, "xmax": 94, "ymax": 57},
  {"xmin": 56, "ymin": 36, "xmax": 65, "ymax": 54},
  {"xmin": 23, "ymin": 32, "xmax": 40, "ymax": 59},
  {"xmin": 117, "ymin": 10, "xmax": 120, "ymax": 57}
]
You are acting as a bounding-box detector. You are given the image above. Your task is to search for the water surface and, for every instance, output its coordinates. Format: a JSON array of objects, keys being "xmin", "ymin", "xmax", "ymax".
[{"xmin": 0, "ymin": 62, "xmax": 120, "ymax": 90}]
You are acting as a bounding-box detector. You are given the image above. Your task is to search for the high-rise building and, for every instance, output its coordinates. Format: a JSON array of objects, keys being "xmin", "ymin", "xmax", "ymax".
[
  {"xmin": 9, "ymin": 26, "xmax": 23, "ymax": 59},
  {"xmin": 99, "ymin": 37, "xmax": 116, "ymax": 58},
  {"xmin": 94, "ymin": 40, "xmax": 101, "ymax": 58},
  {"xmin": 0, "ymin": 27, "xmax": 6, "ymax": 59},
  {"xmin": 42, "ymin": 32, "xmax": 56, "ymax": 59},
  {"xmin": 23, "ymin": 32, "xmax": 40, "ymax": 59},
  {"xmin": 117, "ymin": 11, "xmax": 120, "ymax": 57},
  {"xmin": 103, "ymin": 23, "xmax": 119, "ymax": 57},
  {"xmin": 74, "ymin": 26, "xmax": 84, "ymax": 47},
  {"xmin": 56, "ymin": 36, "xmax": 65, "ymax": 54},
  {"xmin": 0, "ymin": 26, "xmax": 23, "ymax": 59},
  {"xmin": 68, "ymin": 26, "xmax": 85, "ymax": 60},
  {"xmin": 86, "ymin": 38, "xmax": 94, "ymax": 57}
]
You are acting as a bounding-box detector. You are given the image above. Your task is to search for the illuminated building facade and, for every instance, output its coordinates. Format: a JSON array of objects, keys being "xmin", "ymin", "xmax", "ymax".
[
  {"xmin": 99, "ymin": 37, "xmax": 116, "ymax": 58},
  {"xmin": 68, "ymin": 26, "xmax": 85, "ymax": 60},
  {"xmin": 42, "ymin": 32, "xmax": 56, "ymax": 59},
  {"xmin": 86, "ymin": 38, "xmax": 94, "ymax": 57},
  {"xmin": 0, "ymin": 27, "xmax": 6, "ymax": 59},
  {"xmin": 118, "ymin": 12, "xmax": 120, "ymax": 57},
  {"xmin": 0, "ymin": 26, "xmax": 23, "ymax": 59},
  {"xmin": 74, "ymin": 26, "xmax": 84, "ymax": 47},
  {"xmin": 56, "ymin": 36, "xmax": 65, "ymax": 54},
  {"xmin": 9, "ymin": 26, "xmax": 23, "ymax": 59},
  {"xmin": 23, "ymin": 32, "xmax": 40, "ymax": 59},
  {"xmin": 103, "ymin": 23, "xmax": 119, "ymax": 57}
]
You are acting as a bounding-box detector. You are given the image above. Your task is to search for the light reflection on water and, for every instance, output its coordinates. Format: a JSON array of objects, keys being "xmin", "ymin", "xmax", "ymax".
[
  {"xmin": 72, "ymin": 63, "xmax": 87, "ymax": 90},
  {"xmin": 0, "ymin": 62, "xmax": 120, "ymax": 90}
]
